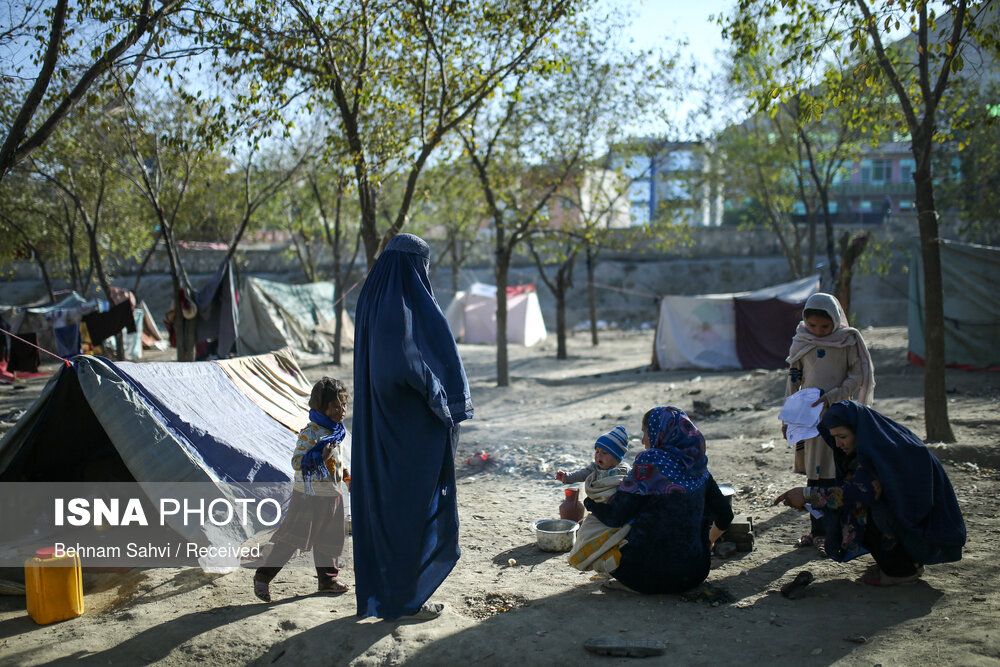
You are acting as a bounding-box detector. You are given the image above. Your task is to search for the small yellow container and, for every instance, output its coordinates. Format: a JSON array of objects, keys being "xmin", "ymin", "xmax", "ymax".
[{"xmin": 24, "ymin": 547, "xmax": 84, "ymax": 625}]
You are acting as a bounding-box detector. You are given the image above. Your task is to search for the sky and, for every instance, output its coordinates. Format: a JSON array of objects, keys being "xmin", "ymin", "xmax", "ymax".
[
  {"xmin": 611, "ymin": 0, "xmax": 739, "ymax": 137},
  {"xmin": 620, "ymin": 0, "xmax": 732, "ymax": 68}
]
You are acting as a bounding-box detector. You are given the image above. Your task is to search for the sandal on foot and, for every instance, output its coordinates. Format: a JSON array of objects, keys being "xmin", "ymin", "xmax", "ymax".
[
  {"xmin": 780, "ymin": 570, "xmax": 814, "ymax": 599},
  {"xmin": 602, "ymin": 579, "xmax": 640, "ymax": 594},
  {"xmin": 398, "ymin": 602, "xmax": 444, "ymax": 621},
  {"xmin": 317, "ymin": 578, "xmax": 350, "ymax": 594},
  {"xmin": 584, "ymin": 637, "xmax": 666, "ymax": 657},
  {"xmin": 253, "ymin": 579, "xmax": 271, "ymax": 603},
  {"xmin": 814, "ymin": 537, "xmax": 827, "ymax": 558},
  {"xmin": 861, "ymin": 568, "xmax": 922, "ymax": 587},
  {"xmin": 796, "ymin": 534, "xmax": 815, "ymax": 548}
]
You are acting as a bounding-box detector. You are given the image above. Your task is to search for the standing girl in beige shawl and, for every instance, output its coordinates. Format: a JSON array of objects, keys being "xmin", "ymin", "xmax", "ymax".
[{"xmin": 783, "ymin": 292, "xmax": 875, "ymax": 550}]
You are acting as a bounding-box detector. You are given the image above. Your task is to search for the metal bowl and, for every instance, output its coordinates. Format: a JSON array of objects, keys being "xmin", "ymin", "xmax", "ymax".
[
  {"xmin": 533, "ymin": 519, "xmax": 580, "ymax": 552},
  {"xmin": 718, "ymin": 483, "xmax": 736, "ymax": 509}
]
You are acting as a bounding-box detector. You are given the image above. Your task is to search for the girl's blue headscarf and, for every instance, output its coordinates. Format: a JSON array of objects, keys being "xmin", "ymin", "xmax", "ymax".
[
  {"xmin": 620, "ymin": 406, "xmax": 709, "ymax": 496},
  {"xmin": 819, "ymin": 401, "xmax": 965, "ymax": 563},
  {"xmin": 299, "ymin": 408, "xmax": 346, "ymax": 495}
]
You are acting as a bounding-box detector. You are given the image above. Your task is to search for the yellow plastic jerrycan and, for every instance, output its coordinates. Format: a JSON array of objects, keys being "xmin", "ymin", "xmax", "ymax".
[{"xmin": 25, "ymin": 547, "xmax": 84, "ymax": 625}]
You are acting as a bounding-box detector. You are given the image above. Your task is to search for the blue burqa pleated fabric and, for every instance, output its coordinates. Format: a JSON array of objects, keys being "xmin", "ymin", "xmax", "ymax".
[
  {"xmin": 819, "ymin": 401, "xmax": 966, "ymax": 564},
  {"xmin": 351, "ymin": 234, "xmax": 473, "ymax": 619}
]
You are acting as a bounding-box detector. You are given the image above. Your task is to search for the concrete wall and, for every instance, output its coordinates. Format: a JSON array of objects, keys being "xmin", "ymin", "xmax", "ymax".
[
  {"xmin": 435, "ymin": 254, "xmax": 909, "ymax": 330},
  {"xmin": 0, "ymin": 223, "xmax": 918, "ymax": 329}
]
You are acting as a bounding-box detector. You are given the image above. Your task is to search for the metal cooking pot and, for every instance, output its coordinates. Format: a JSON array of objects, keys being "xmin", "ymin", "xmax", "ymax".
[
  {"xmin": 533, "ymin": 519, "xmax": 579, "ymax": 552},
  {"xmin": 718, "ymin": 483, "xmax": 736, "ymax": 509}
]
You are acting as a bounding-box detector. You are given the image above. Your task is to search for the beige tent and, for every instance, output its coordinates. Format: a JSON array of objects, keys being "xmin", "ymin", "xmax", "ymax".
[
  {"xmin": 445, "ymin": 282, "xmax": 547, "ymax": 347},
  {"xmin": 236, "ymin": 277, "xmax": 354, "ymax": 361}
]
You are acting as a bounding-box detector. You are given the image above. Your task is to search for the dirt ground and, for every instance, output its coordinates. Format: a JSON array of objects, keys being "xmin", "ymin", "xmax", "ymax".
[{"xmin": 1, "ymin": 326, "xmax": 999, "ymax": 666}]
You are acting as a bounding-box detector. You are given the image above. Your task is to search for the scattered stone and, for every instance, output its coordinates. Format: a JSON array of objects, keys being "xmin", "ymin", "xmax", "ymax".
[
  {"xmin": 781, "ymin": 571, "xmax": 814, "ymax": 599},
  {"xmin": 462, "ymin": 592, "xmax": 528, "ymax": 619}
]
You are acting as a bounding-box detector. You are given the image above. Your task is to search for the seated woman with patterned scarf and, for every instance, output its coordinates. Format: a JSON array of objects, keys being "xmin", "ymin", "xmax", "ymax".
[{"xmin": 585, "ymin": 406, "xmax": 733, "ymax": 594}]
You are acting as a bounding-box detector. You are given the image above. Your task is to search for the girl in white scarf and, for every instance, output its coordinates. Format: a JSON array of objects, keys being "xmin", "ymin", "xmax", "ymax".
[{"xmin": 783, "ymin": 292, "xmax": 875, "ymax": 549}]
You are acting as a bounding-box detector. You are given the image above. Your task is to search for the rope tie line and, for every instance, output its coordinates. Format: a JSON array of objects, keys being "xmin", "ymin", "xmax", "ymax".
[
  {"xmin": 0, "ymin": 326, "xmax": 72, "ymax": 367},
  {"xmin": 333, "ymin": 276, "xmax": 364, "ymax": 309},
  {"xmin": 588, "ymin": 282, "xmax": 661, "ymax": 300}
]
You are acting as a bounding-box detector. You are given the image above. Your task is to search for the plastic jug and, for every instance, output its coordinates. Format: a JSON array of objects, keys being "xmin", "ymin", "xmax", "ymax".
[{"xmin": 25, "ymin": 547, "xmax": 84, "ymax": 625}]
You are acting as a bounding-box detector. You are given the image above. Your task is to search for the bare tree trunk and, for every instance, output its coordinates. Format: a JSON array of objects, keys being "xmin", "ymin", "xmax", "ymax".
[
  {"xmin": 555, "ymin": 287, "xmax": 567, "ymax": 360},
  {"xmin": 450, "ymin": 236, "xmax": 460, "ymax": 296},
  {"xmin": 495, "ymin": 250, "xmax": 511, "ymax": 387},
  {"xmin": 913, "ymin": 165, "xmax": 954, "ymax": 442},
  {"xmin": 330, "ymin": 188, "xmax": 345, "ymax": 367},
  {"xmin": 359, "ymin": 179, "xmax": 380, "ymax": 268},
  {"xmin": 131, "ymin": 228, "xmax": 163, "ymax": 295},
  {"xmin": 586, "ymin": 246, "xmax": 599, "ymax": 346},
  {"xmin": 834, "ymin": 232, "xmax": 868, "ymax": 317},
  {"xmin": 316, "ymin": 173, "xmax": 360, "ymax": 367},
  {"xmin": 806, "ymin": 209, "xmax": 817, "ymax": 277},
  {"xmin": 554, "ymin": 256, "xmax": 576, "ymax": 360},
  {"xmin": 33, "ymin": 246, "xmax": 55, "ymax": 302},
  {"xmin": 160, "ymin": 225, "xmax": 196, "ymax": 362},
  {"xmin": 176, "ymin": 311, "xmax": 198, "ymax": 362},
  {"xmin": 822, "ymin": 206, "xmax": 836, "ymax": 285}
]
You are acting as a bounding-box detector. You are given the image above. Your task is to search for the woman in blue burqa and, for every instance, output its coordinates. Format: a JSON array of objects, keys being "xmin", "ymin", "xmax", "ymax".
[
  {"xmin": 775, "ymin": 401, "xmax": 965, "ymax": 586},
  {"xmin": 351, "ymin": 233, "xmax": 474, "ymax": 620},
  {"xmin": 586, "ymin": 406, "xmax": 733, "ymax": 594}
]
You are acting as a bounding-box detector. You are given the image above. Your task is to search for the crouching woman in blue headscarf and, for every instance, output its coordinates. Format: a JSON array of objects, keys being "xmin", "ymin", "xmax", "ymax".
[
  {"xmin": 774, "ymin": 401, "xmax": 966, "ymax": 586},
  {"xmin": 585, "ymin": 406, "xmax": 734, "ymax": 594}
]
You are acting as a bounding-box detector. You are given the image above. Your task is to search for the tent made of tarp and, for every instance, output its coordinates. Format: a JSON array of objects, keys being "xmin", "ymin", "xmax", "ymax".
[
  {"xmin": 653, "ymin": 275, "xmax": 820, "ymax": 370},
  {"xmin": 237, "ymin": 276, "xmax": 354, "ymax": 360},
  {"xmin": 444, "ymin": 282, "xmax": 547, "ymax": 347},
  {"xmin": 0, "ymin": 350, "xmax": 351, "ymax": 563},
  {"xmin": 908, "ymin": 239, "xmax": 1000, "ymax": 370}
]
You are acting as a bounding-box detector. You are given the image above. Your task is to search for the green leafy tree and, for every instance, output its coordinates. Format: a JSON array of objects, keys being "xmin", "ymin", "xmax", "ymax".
[
  {"xmin": 722, "ymin": 0, "xmax": 999, "ymax": 441},
  {"xmin": 112, "ymin": 88, "xmax": 306, "ymax": 360},
  {"xmin": 296, "ymin": 153, "xmax": 365, "ymax": 366},
  {"xmin": 408, "ymin": 156, "xmax": 489, "ymax": 296},
  {"xmin": 532, "ymin": 37, "xmax": 682, "ymax": 354},
  {"xmin": 461, "ymin": 16, "xmax": 645, "ymax": 376},
  {"xmin": 461, "ymin": 72, "xmax": 579, "ymax": 385},
  {"xmin": 0, "ymin": 0, "xmax": 187, "ymax": 184},
  {"xmin": 199, "ymin": 0, "xmax": 583, "ymax": 268},
  {"xmin": 716, "ymin": 112, "xmax": 811, "ymax": 276},
  {"xmin": 936, "ymin": 80, "xmax": 1000, "ymax": 240},
  {"xmin": 0, "ymin": 171, "xmax": 64, "ymax": 298},
  {"xmin": 25, "ymin": 109, "xmax": 151, "ymax": 358},
  {"xmin": 714, "ymin": 49, "xmax": 885, "ymax": 286}
]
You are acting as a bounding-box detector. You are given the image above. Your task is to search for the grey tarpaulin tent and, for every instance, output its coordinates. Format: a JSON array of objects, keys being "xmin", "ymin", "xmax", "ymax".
[
  {"xmin": 0, "ymin": 350, "xmax": 351, "ymax": 566},
  {"xmin": 236, "ymin": 277, "xmax": 354, "ymax": 361},
  {"xmin": 908, "ymin": 238, "xmax": 1000, "ymax": 369}
]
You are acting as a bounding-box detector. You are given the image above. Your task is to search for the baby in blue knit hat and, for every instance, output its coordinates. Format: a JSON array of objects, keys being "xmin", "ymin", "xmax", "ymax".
[{"xmin": 555, "ymin": 425, "xmax": 631, "ymax": 485}]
